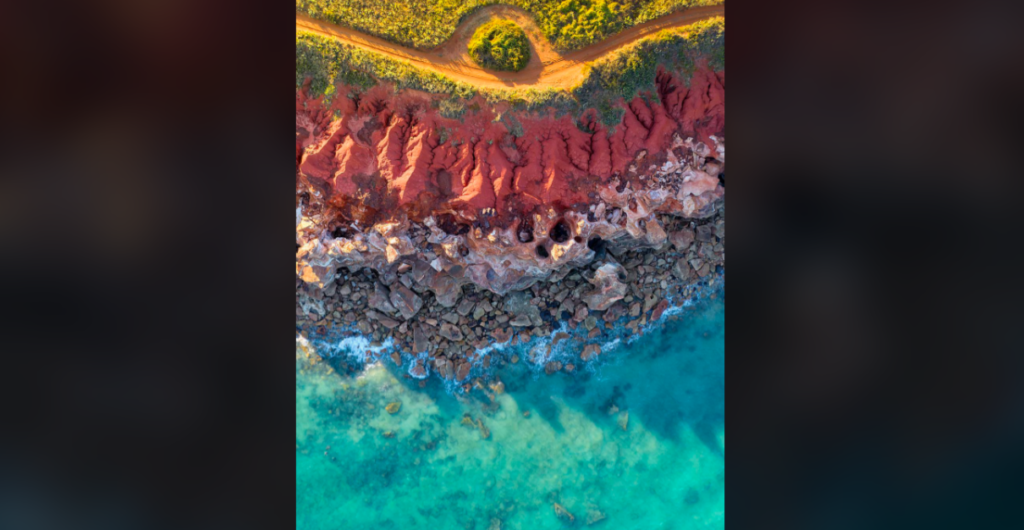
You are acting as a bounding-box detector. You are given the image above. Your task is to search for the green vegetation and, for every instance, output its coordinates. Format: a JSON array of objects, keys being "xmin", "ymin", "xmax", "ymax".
[
  {"xmin": 297, "ymin": 31, "xmax": 475, "ymax": 102},
  {"xmin": 296, "ymin": 0, "xmax": 722, "ymax": 51},
  {"xmin": 468, "ymin": 20, "xmax": 531, "ymax": 72},
  {"xmin": 296, "ymin": 16, "xmax": 723, "ymax": 124},
  {"xmin": 573, "ymin": 16, "xmax": 724, "ymax": 123}
]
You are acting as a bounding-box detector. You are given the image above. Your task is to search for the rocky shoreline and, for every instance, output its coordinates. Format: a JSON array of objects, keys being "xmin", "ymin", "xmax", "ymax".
[
  {"xmin": 295, "ymin": 65, "xmax": 725, "ymax": 384},
  {"xmin": 296, "ymin": 205, "xmax": 724, "ymax": 387}
]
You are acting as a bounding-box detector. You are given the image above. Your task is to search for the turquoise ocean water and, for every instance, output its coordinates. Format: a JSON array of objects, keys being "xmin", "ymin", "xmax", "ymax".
[{"xmin": 297, "ymin": 289, "xmax": 724, "ymax": 529}]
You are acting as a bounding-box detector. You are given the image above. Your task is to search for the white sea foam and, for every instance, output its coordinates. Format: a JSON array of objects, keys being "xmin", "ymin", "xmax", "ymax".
[
  {"xmin": 407, "ymin": 350, "xmax": 431, "ymax": 379},
  {"xmin": 313, "ymin": 335, "xmax": 396, "ymax": 364}
]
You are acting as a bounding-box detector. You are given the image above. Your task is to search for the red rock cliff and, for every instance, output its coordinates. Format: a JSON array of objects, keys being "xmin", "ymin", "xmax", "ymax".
[{"xmin": 296, "ymin": 65, "xmax": 724, "ymax": 304}]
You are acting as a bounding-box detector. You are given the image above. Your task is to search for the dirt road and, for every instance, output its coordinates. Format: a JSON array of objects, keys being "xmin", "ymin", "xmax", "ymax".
[{"xmin": 296, "ymin": 4, "xmax": 724, "ymax": 90}]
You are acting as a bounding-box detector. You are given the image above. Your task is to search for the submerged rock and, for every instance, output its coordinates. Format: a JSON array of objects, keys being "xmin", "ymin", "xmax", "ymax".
[
  {"xmin": 585, "ymin": 507, "xmax": 607, "ymax": 526},
  {"xmin": 581, "ymin": 344, "xmax": 602, "ymax": 361},
  {"xmin": 553, "ymin": 503, "xmax": 575, "ymax": 525},
  {"xmin": 544, "ymin": 361, "xmax": 563, "ymax": 375},
  {"xmin": 476, "ymin": 418, "xmax": 490, "ymax": 439},
  {"xmin": 456, "ymin": 298, "xmax": 475, "ymax": 317}
]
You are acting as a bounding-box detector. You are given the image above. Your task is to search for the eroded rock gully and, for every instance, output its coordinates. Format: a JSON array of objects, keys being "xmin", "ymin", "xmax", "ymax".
[{"xmin": 296, "ymin": 65, "xmax": 725, "ymax": 361}]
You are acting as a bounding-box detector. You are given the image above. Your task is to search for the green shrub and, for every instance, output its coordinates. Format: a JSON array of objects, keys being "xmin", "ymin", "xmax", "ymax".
[{"xmin": 468, "ymin": 20, "xmax": 531, "ymax": 72}]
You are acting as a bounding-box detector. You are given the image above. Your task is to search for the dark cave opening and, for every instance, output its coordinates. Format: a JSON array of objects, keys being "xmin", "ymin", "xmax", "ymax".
[
  {"xmin": 517, "ymin": 217, "xmax": 534, "ymax": 243},
  {"xmin": 550, "ymin": 219, "xmax": 571, "ymax": 243},
  {"xmin": 588, "ymin": 237, "xmax": 607, "ymax": 260},
  {"xmin": 437, "ymin": 213, "xmax": 470, "ymax": 236}
]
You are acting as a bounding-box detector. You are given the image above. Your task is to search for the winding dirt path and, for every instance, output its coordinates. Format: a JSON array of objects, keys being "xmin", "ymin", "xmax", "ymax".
[{"xmin": 296, "ymin": 4, "xmax": 724, "ymax": 90}]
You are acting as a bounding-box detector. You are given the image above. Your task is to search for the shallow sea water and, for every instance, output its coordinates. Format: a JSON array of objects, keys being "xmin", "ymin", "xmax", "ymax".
[{"xmin": 297, "ymin": 292, "xmax": 724, "ymax": 530}]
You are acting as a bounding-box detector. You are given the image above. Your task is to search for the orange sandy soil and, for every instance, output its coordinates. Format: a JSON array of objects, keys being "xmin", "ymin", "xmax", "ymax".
[{"xmin": 295, "ymin": 4, "xmax": 724, "ymax": 90}]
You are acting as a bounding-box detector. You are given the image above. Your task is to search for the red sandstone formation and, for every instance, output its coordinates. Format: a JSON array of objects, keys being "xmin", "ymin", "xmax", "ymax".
[{"xmin": 296, "ymin": 66, "xmax": 724, "ymax": 306}]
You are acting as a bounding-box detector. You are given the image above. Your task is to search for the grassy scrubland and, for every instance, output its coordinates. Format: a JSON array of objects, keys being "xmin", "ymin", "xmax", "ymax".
[
  {"xmin": 296, "ymin": 17, "xmax": 723, "ymax": 124},
  {"xmin": 296, "ymin": 0, "xmax": 722, "ymax": 51}
]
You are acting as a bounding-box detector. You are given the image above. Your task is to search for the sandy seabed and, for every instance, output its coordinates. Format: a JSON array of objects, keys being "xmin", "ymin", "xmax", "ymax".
[{"xmin": 296, "ymin": 288, "xmax": 724, "ymax": 530}]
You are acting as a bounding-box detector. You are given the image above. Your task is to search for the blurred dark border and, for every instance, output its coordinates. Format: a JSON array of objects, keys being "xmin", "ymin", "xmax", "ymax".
[
  {"xmin": 0, "ymin": 1, "xmax": 296, "ymax": 528},
  {"xmin": 3, "ymin": 0, "xmax": 1024, "ymax": 529},
  {"xmin": 727, "ymin": 0, "xmax": 1024, "ymax": 528}
]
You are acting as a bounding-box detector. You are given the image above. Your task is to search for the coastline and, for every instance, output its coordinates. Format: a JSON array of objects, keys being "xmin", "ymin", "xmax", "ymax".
[
  {"xmin": 297, "ymin": 208, "xmax": 724, "ymax": 391},
  {"xmin": 295, "ymin": 36, "xmax": 725, "ymax": 390},
  {"xmin": 296, "ymin": 286, "xmax": 725, "ymax": 529}
]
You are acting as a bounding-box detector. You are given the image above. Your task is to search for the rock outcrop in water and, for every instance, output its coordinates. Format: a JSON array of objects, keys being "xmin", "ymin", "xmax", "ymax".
[{"xmin": 296, "ymin": 65, "xmax": 725, "ymax": 372}]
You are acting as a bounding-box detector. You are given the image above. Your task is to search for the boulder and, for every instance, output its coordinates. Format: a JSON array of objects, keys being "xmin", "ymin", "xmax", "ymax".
[
  {"xmin": 455, "ymin": 361, "xmax": 470, "ymax": 381},
  {"xmin": 429, "ymin": 272, "xmax": 462, "ymax": 307},
  {"xmin": 439, "ymin": 322, "xmax": 464, "ymax": 342},
  {"xmin": 643, "ymin": 294, "xmax": 659, "ymax": 314},
  {"xmin": 456, "ymin": 298, "xmax": 475, "ymax": 317},
  {"xmin": 435, "ymin": 356, "xmax": 455, "ymax": 379},
  {"xmin": 581, "ymin": 263, "xmax": 628, "ymax": 311},
  {"xmin": 504, "ymin": 290, "xmax": 541, "ymax": 324},
  {"xmin": 413, "ymin": 325, "xmax": 429, "ymax": 353},
  {"xmin": 670, "ymin": 228, "xmax": 695, "ymax": 250},
  {"xmin": 389, "ymin": 284, "xmax": 423, "ymax": 320},
  {"xmin": 510, "ymin": 314, "xmax": 532, "ymax": 327},
  {"xmin": 651, "ymin": 299, "xmax": 670, "ymax": 321},
  {"xmin": 490, "ymin": 327, "xmax": 512, "ymax": 342},
  {"xmin": 369, "ymin": 282, "xmax": 397, "ymax": 314},
  {"xmin": 696, "ymin": 224, "xmax": 715, "ymax": 242},
  {"xmin": 366, "ymin": 310, "xmax": 399, "ymax": 329},
  {"xmin": 602, "ymin": 301, "xmax": 626, "ymax": 323}
]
